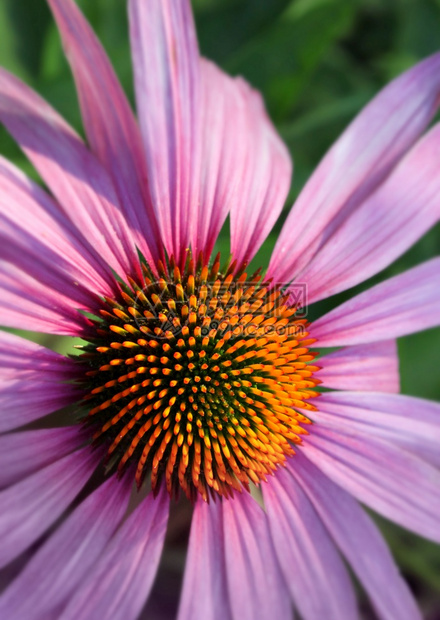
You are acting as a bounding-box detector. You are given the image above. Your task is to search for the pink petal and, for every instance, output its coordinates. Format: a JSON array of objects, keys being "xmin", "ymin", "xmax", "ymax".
[
  {"xmin": 47, "ymin": 0, "xmax": 161, "ymax": 265},
  {"xmin": 174, "ymin": 57, "xmax": 291, "ymax": 264},
  {"xmin": 303, "ymin": 424, "xmax": 440, "ymax": 542},
  {"xmin": 61, "ymin": 487, "xmax": 169, "ymax": 620},
  {"xmin": 178, "ymin": 498, "xmax": 232, "ymax": 620},
  {"xmin": 0, "ymin": 156, "xmax": 115, "ymax": 299},
  {"xmin": 0, "ymin": 331, "xmax": 81, "ymax": 432},
  {"xmin": 129, "ymin": 0, "xmax": 291, "ymax": 264},
  {"xmin": 222, "ymin": 492, "xmax": 291, "ymax": 620},
  {"xmin": 0, "ymin": 68, "xmax": 139, "ymax": 278},
  {"xmin": 310, "ymin": 391, "xmax": 440, "ymax": 468},
  {"xmin": 0, "ymin": 261, "xmax": 91, "ymax": 335},
  {"xmin": 269, "ymin": 52, "xmax": 440, "ymax": 284},
  {"xmin": 0, "ymin": 183, "xmax": 106, "ymax": 311},
  {"xmin": 290, "ymin": 452, "xmax": 421, "ymax": 620},
  {"xmin": 191, "ymin": 60, "xmax": 247, "ymax": 259},
  {"xmin": 311, "ymin": 258, "xmax": 440, "ymax": 347},
  {"xmin": 0, "ymin": 475, "xmax": 131, "ymax": 620},
  {"xmin": 294, "ymin": 122, "xmax": 440, "ymax": 303},
  {"xmin": 129, "ymin": 0, "xmax": 200, "ymax": 262},
  {"xmin": 227, "ymin": 79, "xmax": 292, "ymax": 267},
  {"xmin": 178, "ymin": 494, "xmax": 291, "ymax": 620},
  {"xmin": 318, "ymin": 341, "xmax": 399, "ymax": 392},
  {"xmin": 263, "ymin": 473, "xmax": 357, "ymax": 620},
  {"xmin": 0, "ymin": 329, "xmax": 76, "ymax": 375},
  {"xmin": 0, "ymin": 427, "xmax": 84, "ymax": 488},
  {"xmin": 0, "ymin": 446, "xmax": 98, "ymax": 569}
]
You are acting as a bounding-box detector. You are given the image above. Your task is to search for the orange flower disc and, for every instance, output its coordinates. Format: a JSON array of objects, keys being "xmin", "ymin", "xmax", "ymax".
[{"xmin": 78, "ymin": 254, "xmax": 320, "ymax": 501}]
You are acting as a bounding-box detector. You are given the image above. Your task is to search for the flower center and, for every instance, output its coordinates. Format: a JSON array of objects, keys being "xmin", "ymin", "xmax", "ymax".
[{"xmin": 78, "ymin": 254, "xmax": 319, "ymax": 501}]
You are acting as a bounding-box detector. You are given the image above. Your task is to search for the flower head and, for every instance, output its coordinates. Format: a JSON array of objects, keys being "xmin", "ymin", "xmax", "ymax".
[
  {"xmin": 80, "ymin": 256, "xmax": 319, "ymax": 501},
  {"xmin": 0, "ymin": 0, "xmax": 439, "ymax": 619}
]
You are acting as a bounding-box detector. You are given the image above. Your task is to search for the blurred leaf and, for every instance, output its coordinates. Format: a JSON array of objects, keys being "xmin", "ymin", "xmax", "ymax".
[
  {"xmin": 3, "ymin": 0, "xmax": 51, "ymax": 78},
  {"xmin": 194, "ymin": 0, "xmax": 292, "ymax": 62},
  {"xmin": 40, "ymin": 21, "xmax": 67, "ymax": 81},
  {"xmin": 5, "ymin": 328, "xmax": 84, "ymax": 355},
  {"xmin": 279, "ymin": 91, "xmax": 370, "ymax": 193},
  {"xmin": 399, "ymin": 328, "xmax": 440, "ymax": 401},
  {"xmin": 0, "ymin": 2, "xmax": 27, "ymax": 78},
  {"xmin": 372, "ymin": 0, "xmax": 440, "ymax": 91},
  {"xmin": 226, "ymin": 0, "xmax": 357, "ymax": 121},
  {"xmin": 394, "ymin": 0, "xmax": 440, "ymax": 60},
  {"xmin": 280, "ymin": 92, "xmax": 368, "ymax": 142}
]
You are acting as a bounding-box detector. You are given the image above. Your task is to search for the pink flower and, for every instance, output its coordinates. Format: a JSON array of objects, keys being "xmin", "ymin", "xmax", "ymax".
[{"xmin": 0, "ymin": 0, "xmax": 439, "ymax": 618}]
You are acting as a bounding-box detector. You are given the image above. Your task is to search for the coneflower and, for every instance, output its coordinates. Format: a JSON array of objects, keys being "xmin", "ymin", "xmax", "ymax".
[{"xmin": 0, "ymin": 1, "xmax": 439, "ymax": 619}]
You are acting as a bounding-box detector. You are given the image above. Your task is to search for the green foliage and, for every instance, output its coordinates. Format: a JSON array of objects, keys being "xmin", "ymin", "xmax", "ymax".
[
  {"xmin": 195, "ymin": 0, "xmax": 292, "ymax": 62},
  {"xmin": 3, "ymin": 0, "xmax": 51, "ymax": 77}
]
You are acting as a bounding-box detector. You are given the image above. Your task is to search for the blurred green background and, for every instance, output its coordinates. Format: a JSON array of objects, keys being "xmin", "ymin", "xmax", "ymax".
[{"xmin": 0, "ymin": 0, "xmax": 439, "ymax": 617}]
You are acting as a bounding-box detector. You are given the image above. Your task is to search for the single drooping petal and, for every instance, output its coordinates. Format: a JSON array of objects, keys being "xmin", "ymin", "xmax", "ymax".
[
  {"xmin": 0, "ymin": 69, "xmax": 140, "ymax": 278},
  {"xmin": 194, "ymin": 60, "xmax": 290, "ymax": 261},
  {"xmin": 179, "ymin": 493, "xmax": 291, "ymax": 620},
  {"xmin": 0, "ymin": 427, "xmax": 84, "ymax": 488},
  {"xmin": 311, "ymin": 258, "xmax": 440, "ymax": 347},
  {"xmin": 191, "ymin": 60, "xmax": 238, "ymax": 259},
  {"xmin": 0, "ymin": 475, "xmax": 131, "ymax": 620},
  {"xmin": 129, "ymin": 0, "xmax": 200, "ymax": 261},
  {"xmin": 60, "ymin": 486, "xmax": 169, "ymax": 620},
  {"xmin": 0, "ymin": 331, "xmax": 81, "ymax": 432},
  {"xmin": 290, "ymin": 452, "xmax": 421, "ymax": 620},
  {"xmin": 222, "ymin": 492, "xmax": 291, "ymax": 620},
  {"xmin": 0, "ymin": 156, "xmax": 115, "ymax": 299},
  {"xmin": 303, "ymin": 424, "xmax": 440, "ymax": 542},
  {"xmin": 268, "ymin": 52, "xmax": 440, "ymax": 284},
  {"xmin": 0, "ymin": 261, "xmax": 92, "ymax": 336},
  {"xmin": 310, "ymin": 392, "xmax": 440, "ymax": 468},
  {"xmin": 263, "ymin": 472, "xmax": 357, "ymax": 620},
  {"xmin": 291, "ymin": 122, "xmax": 440, "ymax": 303},
  {"xmin": 178, "ymin": 497, "xmax": 232, "ymax": 620},
  {"xmin": 172, "ymin": 55, "xmax": 291, "ymax": 263},
  {"xmin": 0, "ymin": 446, "xmax": 98, "ymax": 569},
  {"xmin": 318, "ymin": 341, "xmax": 399, "ymax": 392},
  {"xmin": 227, "ymin": 79, "xmax": 292, "ymax": 267},
  {"xmin": 47, "ymin": 0, "xmax": 161, "ymax": 265}
]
